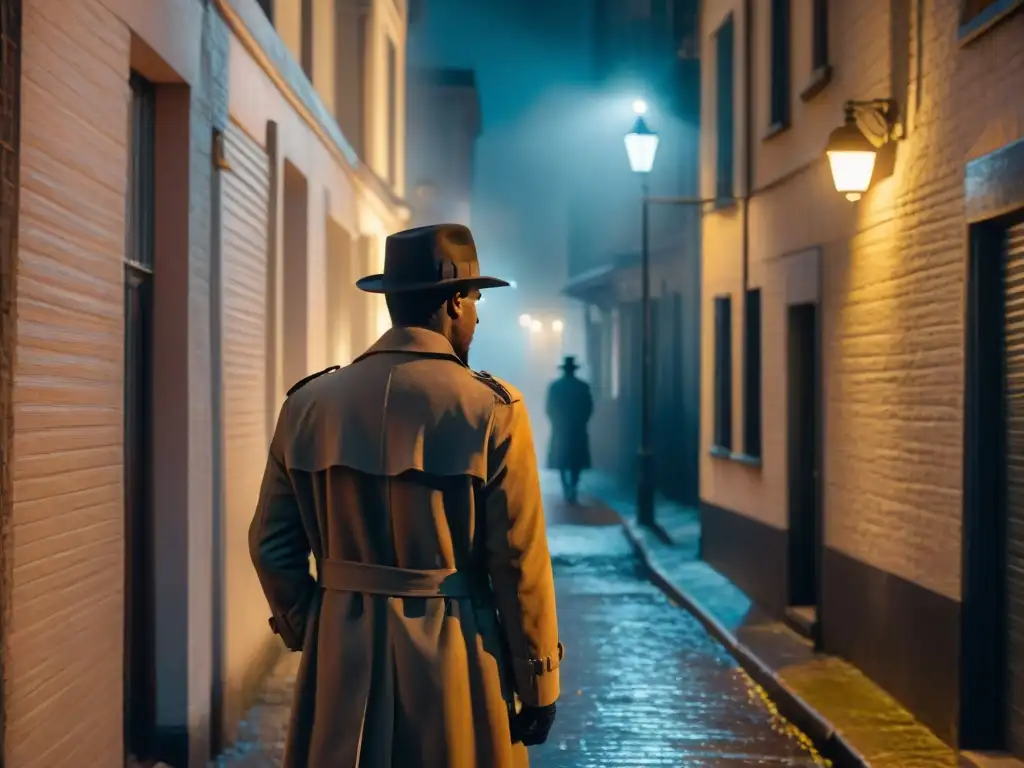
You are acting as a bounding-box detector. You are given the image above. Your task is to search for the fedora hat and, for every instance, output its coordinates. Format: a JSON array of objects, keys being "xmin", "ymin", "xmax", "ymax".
[
  {"xmin": 356, "ymin": 223, "xmax": 510, "ymax": 294},
  {"xmin": 560, "ymin": 356, "xmax": 580, "ymax": 371}
]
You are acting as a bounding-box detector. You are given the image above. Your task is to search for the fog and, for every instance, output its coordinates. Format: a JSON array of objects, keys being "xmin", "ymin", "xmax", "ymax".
[{"xmin": 408, "ymin": 0, "xmax": 698, "ymax": 452}]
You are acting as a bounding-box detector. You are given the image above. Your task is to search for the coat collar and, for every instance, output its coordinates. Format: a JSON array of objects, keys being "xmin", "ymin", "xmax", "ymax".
[{"xmin": 356, "ymin": 326, "xmax": 466, "ymax": 366}]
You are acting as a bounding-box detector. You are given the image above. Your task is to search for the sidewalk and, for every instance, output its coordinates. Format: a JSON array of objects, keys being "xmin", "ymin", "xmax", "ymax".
[{"xmin": 582, "ymin": 473, "xmax": 966, "ymax": 768}]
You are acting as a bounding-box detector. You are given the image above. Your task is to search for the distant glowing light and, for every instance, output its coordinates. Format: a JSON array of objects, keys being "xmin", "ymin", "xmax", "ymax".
[
  {"xmin": 519, "ymin": 314, "xmax": 532, "ymax": 328},
  {"xmin": 530, "ymin": 319, "xmax": 543, "ymax": 333},
  {"xmin": 551, "ymin": 319, "xmax": 564, "ymax": 333},
  {"xmin": 632, "ymin": 99, "xmax": 648, "ymax": 116},
  {"xmin": 509, "ymin": 280, "xmax": 518, "ymax": 289},
  {"xmin": 625, "ymin": 116, "xmax": 660, "ymax": 174}
]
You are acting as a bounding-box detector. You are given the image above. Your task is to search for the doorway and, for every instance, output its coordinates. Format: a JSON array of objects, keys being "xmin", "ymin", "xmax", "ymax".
[
  {"xmin": 124, "ymin": 71, "xmax": 157, "ymax": 761},
  {"xmin": 961, "ymin": 212, "xmax": 1024, "ymax": 754},
  {"xmin": 786, "ymin": 302, "xmax": 821, "ymax": 640}
]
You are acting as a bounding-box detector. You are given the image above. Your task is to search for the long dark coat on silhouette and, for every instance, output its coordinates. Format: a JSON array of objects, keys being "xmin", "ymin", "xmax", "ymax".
[
  {"xmin": 249, "ymin": 327, "xmax": 562, "ymax": 768},
  {"xmin": 545, "ymin": 370, "xmax": 593, "ymax": 472}
]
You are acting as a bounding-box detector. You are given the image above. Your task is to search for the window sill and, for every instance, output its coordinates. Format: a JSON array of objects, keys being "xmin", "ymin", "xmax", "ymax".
[
  {"xmin": 709, "ymin": 446, "xmax": 762, "ymax": 467},
  {"xmin": 712, "ymin": 196, "xmax": 738, "ymax": 211},
  {"xmin": 800, "ymin": 64, "xmax": 833, "ymax": 102},
  {"xmin": 959, "ymin": 0, "xmax": 1024, "ymax": 46},
  {"xmin": 764, "ymin": 120, "xmax": 791, "ymax": 141}
]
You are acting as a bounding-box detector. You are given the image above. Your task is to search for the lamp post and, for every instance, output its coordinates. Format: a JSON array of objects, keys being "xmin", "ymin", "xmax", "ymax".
[{"xmin": 624, "ymin": 100, "xmax": 660, "ymax": 527}]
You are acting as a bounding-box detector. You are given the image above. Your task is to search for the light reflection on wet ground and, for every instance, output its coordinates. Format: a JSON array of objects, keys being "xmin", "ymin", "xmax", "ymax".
[
  {"xmin": 215, "ymin": 514, "xmax": 826, "ymax": 767},
  {"xmin": 531, "ymin": 523, "xmax": 826, "ymax": 767}
]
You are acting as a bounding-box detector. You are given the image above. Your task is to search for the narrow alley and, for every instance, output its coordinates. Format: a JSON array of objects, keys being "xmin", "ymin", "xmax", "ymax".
[{"xmin": 216, "ymin": 487, "xmax": 823, "ymax": 767}]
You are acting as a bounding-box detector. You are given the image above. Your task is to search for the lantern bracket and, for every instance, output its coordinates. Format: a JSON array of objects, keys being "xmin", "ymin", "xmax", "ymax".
[{"xmin": 844, "ymin": 98, "xmax": 903, "ymax": 148}]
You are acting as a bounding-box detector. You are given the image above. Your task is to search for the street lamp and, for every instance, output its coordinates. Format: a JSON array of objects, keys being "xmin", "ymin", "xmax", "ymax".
[
  {"xmin": 551, "ymin": 319, "xmax": 564, "ymax": 334},
  {"xmin": 624, "ymin": 103, "xmax": 661, "ymax": 528},
  {"xmin": 826, "ymin": 98, "xmax": 901, "ymax": 201}
]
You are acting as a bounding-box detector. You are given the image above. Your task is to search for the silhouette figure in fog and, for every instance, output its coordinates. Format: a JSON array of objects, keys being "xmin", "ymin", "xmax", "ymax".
[
  {"xmin": 546, "ymin": 356, "xmax": 593, "ymax": 504},
  {"xmin": 249, "ymin": 223, "xmax": 562, "ymax": 768}
]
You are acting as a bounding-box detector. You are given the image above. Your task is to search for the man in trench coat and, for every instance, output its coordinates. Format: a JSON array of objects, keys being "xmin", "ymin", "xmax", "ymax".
[
  {"xmin": 250, "ymin": 223, "xmax": 563, "ymax": 768},
  {"xmin": 545, "ymin": 356, "xmax": 593, "ymax": 504}
]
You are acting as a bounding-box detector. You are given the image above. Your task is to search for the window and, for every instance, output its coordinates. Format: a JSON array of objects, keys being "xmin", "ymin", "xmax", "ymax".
[
  {"xmin": 300, "ymin": 0, "xmax": 313, "ymax": 79},
  {"xmin": 714, "ymin": 296, "xmax": 733, "ymax": 450},
  {"xmin": 801, "ymin": 0, "xmax": 832, "ymax": 101},
  {"xmin": 257, "ymin": 0, "xmax": 273, "ymax": 21},
  {"xmin": 769, "ymin": 0, "xmax": 791, "ymax": 130},
  {"xmin": 714, "ymin": 17, "xmax": 734, "ymax": 201},
  {"xmin": 812, "ymin": 0, "xmax": 829, "ymax": 71},
  {"xmin": 743, "ymin": 289, "xmax": 762, "ymax": 458},
  {"xmin": 386, "ymin": 36, "xmax": 398, "ymax": 187}
]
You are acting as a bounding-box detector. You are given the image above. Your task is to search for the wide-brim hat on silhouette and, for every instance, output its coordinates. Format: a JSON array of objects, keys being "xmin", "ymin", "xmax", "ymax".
[
  {"xmin": 356, "ymin": 223, "xmax": 510, "ymax": 294},
  {"xmin": 560, "ymin": 356, "xmax": 580, "ymax": 371}
]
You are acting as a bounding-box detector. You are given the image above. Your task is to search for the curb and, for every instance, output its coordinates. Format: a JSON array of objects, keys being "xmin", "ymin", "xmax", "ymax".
[{"xmin": 619, "ymin": 519, "xmax": 872, "ymax": 768}]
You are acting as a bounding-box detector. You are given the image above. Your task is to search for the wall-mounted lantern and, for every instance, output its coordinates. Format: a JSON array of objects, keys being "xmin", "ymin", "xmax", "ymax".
[{"xmin": 826, "ymin": 99, "xmax": 901, "ymax": 201}]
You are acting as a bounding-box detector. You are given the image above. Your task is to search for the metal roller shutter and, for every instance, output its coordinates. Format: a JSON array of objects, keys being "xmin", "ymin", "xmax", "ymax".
[
  {"xmin": 1004, "ymin": 219, "xmax": 1024, "ymax": 757},
  {"xmin": 220, "ymin": 119, "xmax": 272, "ymax": 733}
]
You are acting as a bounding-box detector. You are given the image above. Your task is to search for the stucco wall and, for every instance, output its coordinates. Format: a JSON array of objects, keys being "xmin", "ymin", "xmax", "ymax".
[{"xmin": 699, "ymin": 0, "xmax": 1024, "ymax": 600}]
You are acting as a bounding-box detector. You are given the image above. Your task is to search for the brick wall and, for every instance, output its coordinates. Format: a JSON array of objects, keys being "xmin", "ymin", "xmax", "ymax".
[
  {"xmin": 8, "ymin": 1, "xmax": 130, "ymax": 764},
  {"xmin": 700, "ymin": 0, "xmax": 1024, "ymax": 600}
]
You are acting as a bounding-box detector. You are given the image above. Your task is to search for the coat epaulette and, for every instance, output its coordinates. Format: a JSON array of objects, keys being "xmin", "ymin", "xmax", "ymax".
[
  {"xmin": 287, "ymin": 365, "xmax": 341, "ymax": 397},
  {"xmin": 472, "ymin": 370, "xmax": 515, "ymax": 405}
]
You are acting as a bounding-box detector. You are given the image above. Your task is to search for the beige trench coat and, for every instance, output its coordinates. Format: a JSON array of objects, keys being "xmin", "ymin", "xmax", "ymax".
[{"xmin": 249, "ymin": 327, "xmax": 562, "ymax": 768}]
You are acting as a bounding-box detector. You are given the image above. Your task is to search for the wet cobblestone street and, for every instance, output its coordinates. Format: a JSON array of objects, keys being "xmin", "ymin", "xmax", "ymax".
[
  {"xmin": 217, "ymin": 497, "xmax": 824, "ymax": 767},
  {"xmin": 529, "ymin": 520, "xmax": 823, "ymax": 767}
]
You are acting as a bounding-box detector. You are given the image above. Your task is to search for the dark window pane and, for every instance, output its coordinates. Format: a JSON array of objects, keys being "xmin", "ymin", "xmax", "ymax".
[
  {"xmin": 714, "ymin": 295, "xmax": 733, "ymax": 449},
  {"xmin": 715, "ymin": 17, "xmax": 734, "ymax": 200},
  {"xmin": 301, "ymin": 0, "xmax": 313, "ymax": 79},
  {"xmin": 744, "ymin": 289, "xmax": 762, "ymax": 458},
  {"xmin": 812, "ymin": 0, "xmax": 829, "ymax": 69},
  {"xmin": 770, "ymin": 0, "xmax": 791, "ymax": 127}
]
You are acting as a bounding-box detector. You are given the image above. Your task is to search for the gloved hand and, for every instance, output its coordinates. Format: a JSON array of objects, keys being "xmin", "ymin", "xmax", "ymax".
[{"xmin": 511, "ymin": 703, "xmax": 557, "ymax": 746}]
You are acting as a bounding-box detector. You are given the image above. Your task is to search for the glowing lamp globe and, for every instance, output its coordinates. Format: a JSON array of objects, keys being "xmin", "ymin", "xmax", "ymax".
[
  {"xmin": 624, "ymin": 116, "xmax": 660, "ymax": 174},
  {"xmin": 518, "ymin": 313, "xmax": 532, "ymax": 328},
  {"xmin": 530, "ymin": 319, "xmax": 543, "ymax": 333},
  {"xmin": 551, "ymin": 319, "xmax": 564, "ymax": 333},
  {"xmin": 826, "ymin": 118, "xmax": 877, "ymax": 202}
]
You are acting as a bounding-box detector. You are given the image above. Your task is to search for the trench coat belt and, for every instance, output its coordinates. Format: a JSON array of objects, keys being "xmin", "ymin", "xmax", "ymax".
[{"xmin": 318, "ymin": 559, "xmax": 489, "ymax": 598}]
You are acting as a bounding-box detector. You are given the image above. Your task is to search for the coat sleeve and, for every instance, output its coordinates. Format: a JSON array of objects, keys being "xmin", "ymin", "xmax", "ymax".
[
  {"xmin": 249, "ymin": 401, "xmax": 316, "ymax": 652},
  {"xmin": 483, "ymin": 397, "xmax": 562, "ymax": 707}
]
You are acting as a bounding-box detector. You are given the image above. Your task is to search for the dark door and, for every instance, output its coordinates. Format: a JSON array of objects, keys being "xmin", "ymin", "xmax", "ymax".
[
  {"xmin": 962, "ymin": 212, "xmax": 1024, "ymax": 753},
  {"xmin": 124, "ymin": 72, "xmax": 156, "ymax": 761},
  {"xmin": 1005, "ymin": 219, "xmax": 1024, "ymax": 758},
  {"xmin": 786, "ymin": 303, "xmax": 820, "ymax": 629}
]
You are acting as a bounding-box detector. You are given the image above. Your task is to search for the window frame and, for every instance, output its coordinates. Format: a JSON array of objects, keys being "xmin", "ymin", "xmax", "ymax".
[
  {"xmin": 714, "ymin": 15, "xmax": 735, "ymax": 203},
  {"xmin": 713, "ymin": 295, "xmax": 733, "ymax": 451},
  {"xmin": 801, "ymin": 0, "xmax": 833, "ymax": 102},
  {"xmin": 768, "ymin": 0, "xmax": 791, "ymax": 134}
]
